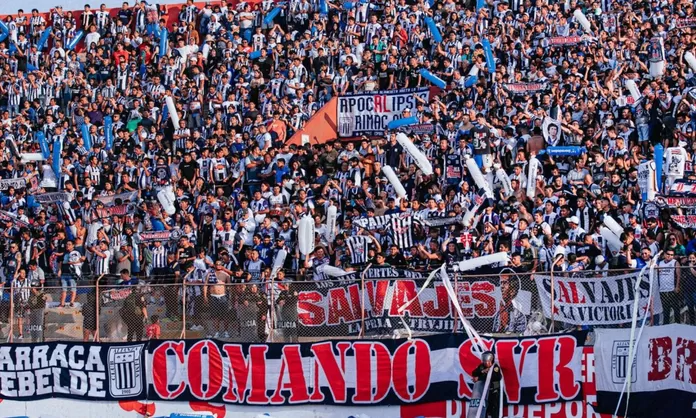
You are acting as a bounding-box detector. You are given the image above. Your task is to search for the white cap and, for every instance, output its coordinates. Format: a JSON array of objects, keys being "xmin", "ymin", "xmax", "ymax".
[
  {"xmin": 595, "ymin": 255, "xmax": 605, "ymax": 265},
  {"xmin": 567, "ymin": 216, "xmax": 580, "ymax": 224}
]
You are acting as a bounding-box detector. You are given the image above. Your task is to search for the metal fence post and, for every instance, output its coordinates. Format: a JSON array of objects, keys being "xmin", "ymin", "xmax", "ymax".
[
  {"xmin": 8, "ymin": 279, "xmax": 14, "ymax": 342},
  {"xmin": 94, "ymin": 274, "xmax": 105, "ymax": 342},
  {"xmin": 179, "ymin": 269, "xmax": 195, "ymax": 339},
  {"xmin": 453, "ymin": 272, "xmax": 459, "ymax": 334},
  {"xmin": 181, "ymin": 278, "xmax": 187, "ymax": 339},
  {"xmin": 359, "ymin": 263, "xmax": 372, "ymax": 339},
  {"xmin": 548, "ymin": 256, "xmax": 564, "ymax": 334},
  {"xmin": 269, "ymin": 274, "xmax": 275, "ymax": 343}
]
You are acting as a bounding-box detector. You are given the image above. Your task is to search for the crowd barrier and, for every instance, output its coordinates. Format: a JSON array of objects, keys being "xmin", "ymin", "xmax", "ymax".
[{"xmin": 0, "ymin": 267, "xmax": 689, "ymax": 343}]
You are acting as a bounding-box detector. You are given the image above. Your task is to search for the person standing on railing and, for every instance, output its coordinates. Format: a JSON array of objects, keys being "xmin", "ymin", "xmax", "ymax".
[
  {"xmin": 185, "ymin": 248, "xmax": 212, "ymax": 333},
  {"xmin": 11, "ymin": 267, "xmax": 35, "ymax": 340}
]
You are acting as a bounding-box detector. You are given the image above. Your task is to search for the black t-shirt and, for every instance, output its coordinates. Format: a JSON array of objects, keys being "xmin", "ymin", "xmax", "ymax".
[
  {"xmin": 118, "ymin": 9, "xmax": 133, "ymax": 25},
  {"xmin": 576, "ymin": 243, "xmax": 600, "ymax": 263},
  {"xmin": 179, "ymin": 160, "xmax": 198, "ymax": 181},
  {"xmin": 378, "ymin": 68, "xmax": 393, "ymax": 90},
  {"xmin": 53, "ymin": 239, "xmax": 67, "ymax": 257},
  {"xmin": 473, "ymin": 363, "xmax": 502, "ymax": 387},
  {"xmin": 472, "ymin": 126, "xmax": 491, "ymax": 155},
  {"xmin": 384, "ymin": 142, "xmax": 403, "ymax": 167},
  {"xmin": 386, "ymin": 253, "xmax": 407, "ymax": 267},
  {"xmin": 178, "ymin": 245, "xmax": 196, "ymax": 270},
  {"xmin": 410, "ymin": 256, "xmax": 428, "ymax": 271},
  {"xmin": 408, "ymin": 67, "xmax": 420, "ymax": 86},
  {"xmin": 154, "ymin": 164, "xmax": 170, "ymax": 182},
  {"xmin": 245, "ymin": 109, "xmax": 260, "ymax": 121}
]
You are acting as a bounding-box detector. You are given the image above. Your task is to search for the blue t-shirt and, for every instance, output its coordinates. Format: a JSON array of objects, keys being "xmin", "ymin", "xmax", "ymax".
[{"xmin": 151, "ymin": 218, "xmax": 165, "ymax": 231}]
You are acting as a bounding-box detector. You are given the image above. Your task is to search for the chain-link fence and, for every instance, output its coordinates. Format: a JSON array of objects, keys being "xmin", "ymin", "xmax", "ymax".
[{"xmin": 0, "ymin": 267, "xmax": 690, "ymax": 343}]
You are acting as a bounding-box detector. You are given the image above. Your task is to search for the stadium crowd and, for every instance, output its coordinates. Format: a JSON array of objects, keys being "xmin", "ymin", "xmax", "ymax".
[{"xmin": 0, "ymin": 0, "xmax": 694, "ymax": 340}]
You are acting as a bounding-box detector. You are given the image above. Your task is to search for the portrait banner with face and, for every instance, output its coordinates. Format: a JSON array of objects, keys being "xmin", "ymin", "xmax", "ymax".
[
  {"xmin": 666, "ymin": 147, "xmax": 687, "ymax": 179},
  {"xmin": 542, "ymin": 116, "xmax": 562, "ymax": 146}
]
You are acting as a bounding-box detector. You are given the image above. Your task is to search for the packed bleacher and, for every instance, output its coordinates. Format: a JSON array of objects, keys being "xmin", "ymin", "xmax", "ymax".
[{"xmin": 0, "ymin": 0, "xmax": 694, "ymax": 342}]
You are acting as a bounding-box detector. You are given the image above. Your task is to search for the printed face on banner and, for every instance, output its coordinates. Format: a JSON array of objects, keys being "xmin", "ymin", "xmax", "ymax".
[{"xmin": 648, "ymin": 37, "xmax": 664, "ymax": 62}]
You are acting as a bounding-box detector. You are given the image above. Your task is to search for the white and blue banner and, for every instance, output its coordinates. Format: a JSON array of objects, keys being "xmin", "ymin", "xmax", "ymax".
[
  {"xmin": 337, "ymin": 88, "xmax": 431, "ymax": 137},
  {"xmin": 595, "ymin": 324, "xmax": 696, "ymax": 417}
]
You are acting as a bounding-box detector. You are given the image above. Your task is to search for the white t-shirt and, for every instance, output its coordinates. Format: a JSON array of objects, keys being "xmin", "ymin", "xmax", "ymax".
[
  {"xmin": 239, "ymin": 12, "xmax": 254, "ymax": 29},
  {"xmin": 85, "ymin": 32, "xmax": 101, "ymax": 50},
  {"xmin": 658, "ymin": 259, "xmax": 677, "ymax": 292},
  {"xmin": 40, "ymin": 164, "xmax": 57, "ymax": 188}
]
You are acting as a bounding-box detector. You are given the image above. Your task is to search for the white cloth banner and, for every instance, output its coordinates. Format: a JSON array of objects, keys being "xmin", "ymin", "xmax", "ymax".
[
  {"xmin": 337, "ymin": 88, "xmax": 430, "ymax": 137},
  {"xmin": 666, "ymin": 147, "xmax": 687, "ymax": 179},
  {"xmin": 534, "ymin": 271, "xmax": 661, "ymax": 325},
  {"xmin": 638, "ymin": 161, "xmax": 656, "ymax": 200},
  {"xmin": 595, "ymin": 324, "xmax": 696, "ymax": 394},
  {"xmin": 0, "ymin": 177, "xmax": 27, "ymax": 191},
  {"xmin": 34, "ymin": 191, "xmax": 72, "ymax": 203},
  {"xmin": 94, "ymin": 191, "xmax": 139, "ymax": 206}
]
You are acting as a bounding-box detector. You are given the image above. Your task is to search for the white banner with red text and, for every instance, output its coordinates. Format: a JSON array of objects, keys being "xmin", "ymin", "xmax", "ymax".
[{"xmin": 594, "ymin": 324, "xmax": 696, "ymax": 417}]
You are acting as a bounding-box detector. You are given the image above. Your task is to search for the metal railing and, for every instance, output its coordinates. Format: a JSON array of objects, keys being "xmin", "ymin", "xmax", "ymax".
[{"xmin": 0, "ymin": 267, "xmax": 691, "ymax": 343}]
